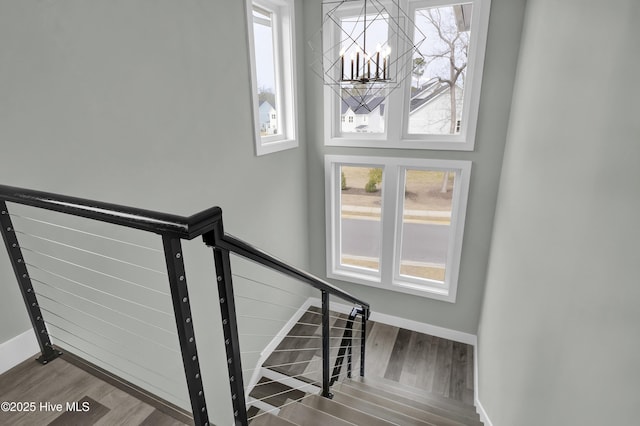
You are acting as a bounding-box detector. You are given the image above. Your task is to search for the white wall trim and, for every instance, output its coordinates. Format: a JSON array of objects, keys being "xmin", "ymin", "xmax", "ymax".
[
  {"xmin": 308, "ymin": 296, "xmax": 476, "ymax": 346},
  {"xmin": 0, "ymin": 328, "xmax": 39, "ymax": 375},
  {"xmin": 244, "ymin": 298, "xmax": 314, "ymax": 402},
  {"xmin": 474, "ymin": 341, "xmax": 494, "ymax": 426},
  {"xmin": 476, "ymin": 398, "xmax": 493, "ymax": 426}
]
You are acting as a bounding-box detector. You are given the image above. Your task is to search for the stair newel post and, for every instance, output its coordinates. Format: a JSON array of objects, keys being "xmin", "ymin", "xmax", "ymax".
[
  {"xmin": 0, "ymin": 201, "xmax": 61, "ymax": 365},
  {"xmin": 203, "ymin": 224, "xmax": 248, "ymax": 426},
  {"xmin": 162, "ymin": 236, "xmax": 210, "ymax": 426},
  {"xmin": 321, "ymin": 290, "xmax": 333, "ymax": 398},
  {"xmin": 360, "ymin": 306, "xmax": 369, "ymax": 377}
]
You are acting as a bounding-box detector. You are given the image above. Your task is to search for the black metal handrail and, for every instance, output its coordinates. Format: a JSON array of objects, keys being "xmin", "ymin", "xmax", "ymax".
[
  {"xmin": 205, "ymin": 231, "xmax": 370, "ymax": 310},
  {"xmin": 0, "ymin": 185, "xmax": 370, "ymax": 426},
  {"xmin": 0, "ymin": 184, "xmax": 221, "ymax": 239}
]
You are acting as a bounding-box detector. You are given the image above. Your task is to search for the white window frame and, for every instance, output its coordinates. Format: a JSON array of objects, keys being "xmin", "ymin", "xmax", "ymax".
[
  {"xmin": 323, "ymin": 0, "xmax": 491, "ymax": 151},
  {"xmin": 246, "ymin": 0, "xmax": 298, "ymax": 156},
  {"xmin": 325, "ymin": 154, "xmax": 471, "ymax": 302}
]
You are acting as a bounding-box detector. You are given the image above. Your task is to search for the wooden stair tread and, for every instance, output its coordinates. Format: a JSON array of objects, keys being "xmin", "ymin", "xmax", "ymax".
[
  {"xmin": 278, "ymin": 401, "xmax": 356, "ymax": 426},
  {"xmin": 302, "ymin": 394, "xmax": 398, "ymax": 426},
  {"xmin": 248, "ymin": 411, "xmax": 298, "ymax": 426},
  {"xmin": 249, "ymin": 377, "xmax": 306, "ymax": 408},
  {"xmin": 351, "ymin": 376, "xmax": 479, "ymax": 418},
  {"xmin": 331, "ymin": 389, "xmax": 436, "ymax": 426},
  {"xmin": 341, "ymin": 380, "xmax": 482, "ymax": 424}
]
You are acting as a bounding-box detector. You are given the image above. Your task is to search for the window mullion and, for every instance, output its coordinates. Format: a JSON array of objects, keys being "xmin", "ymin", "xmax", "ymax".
[{"xmin": 380, "ymin": 162, "xmax": 399, "ymax": 286}]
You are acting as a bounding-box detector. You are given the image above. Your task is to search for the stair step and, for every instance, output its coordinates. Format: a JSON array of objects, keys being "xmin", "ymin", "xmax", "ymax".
[
  {"xmin": 331, "ymin": 389, "xmax": 435, "ymax": 426},
  {"xmin": 279, "ymin": 400, "xmax": 356, "ymax": 426},
  {"xmin": 302, "ymin": 394, "xmax": 398, "ymax": 426},
  {"xmin": 342, "ymin": 379, "xmax": 482, "ymax": 425},
  {"xmin": 334, "ymin": 382, "xmax": 470, "ymax": 426},
  {"xmin": 249, "ymin": 377, "xmax": 306, "ymax": 408},
  {"xmin": 249, "ymin": 411, "xmax": 298, "ymax": 426},
  {"xmin": 351, "ymin": 376, "xmax": 479, "ymax": 419}
]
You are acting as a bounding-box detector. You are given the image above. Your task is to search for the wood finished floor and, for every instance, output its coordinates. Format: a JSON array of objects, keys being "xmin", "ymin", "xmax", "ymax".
[
  {"xmin": 0, "ymin": 356, "xmax": 189, "ymax": 426},
  {"xmin": 263, "ymin": 307, "xmax": 474, "ymax": 405}
]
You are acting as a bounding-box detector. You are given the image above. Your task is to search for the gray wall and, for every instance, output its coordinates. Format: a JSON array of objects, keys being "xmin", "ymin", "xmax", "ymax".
[
  {"xmin": 0, "ymin": 1, "xmax": 310, "ymax": 424},
  {"xmin": 303, "ymin": 0, "xmax": 526, "ymax": 334},
  {"xmin": 477, "ymin": 0, "xmax": 640, "ymax": 424}
]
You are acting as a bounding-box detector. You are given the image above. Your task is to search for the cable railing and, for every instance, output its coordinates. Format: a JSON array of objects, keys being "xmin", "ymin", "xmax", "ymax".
[{"xmin": 0, "ymin": 184, "xmax": 369, "ymax": 426}]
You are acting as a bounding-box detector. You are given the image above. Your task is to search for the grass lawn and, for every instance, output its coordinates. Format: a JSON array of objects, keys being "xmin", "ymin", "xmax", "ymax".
[{"xmin": 341, "ymin": 166, "xmax": 454, "ymax": 212}]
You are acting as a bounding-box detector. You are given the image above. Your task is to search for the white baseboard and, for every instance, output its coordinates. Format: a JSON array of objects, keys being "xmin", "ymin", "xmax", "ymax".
[
  {"xmin": 308, "ymin": 296, "xmax": 477, "ymax": 346},
  {"xmin": 476, "ymin": 398, "xmax": 493, "ymax": 426},
  {"xmin": 0, "ymin": 329, "xmax": 40, "ymax": 375},
  {"xmin": 474, "ymin": 342, "xmax": 494, "ymax": 426},
  {"xmin": 244, "ymin": 298, "xmax": 314, "ymax": 402}
]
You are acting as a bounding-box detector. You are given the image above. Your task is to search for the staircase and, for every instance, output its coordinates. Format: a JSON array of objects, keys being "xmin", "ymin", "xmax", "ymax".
[
  {"xmin": 0, "ymin": 184, "xmax": 481, "ymax": 426},
  {"xmin": 247, "ymin": 373, "xmax": 482, "ymax": 425},
  {"xmin": 244, "ymin": 307, "xmax": 482, "ymax": 426}
]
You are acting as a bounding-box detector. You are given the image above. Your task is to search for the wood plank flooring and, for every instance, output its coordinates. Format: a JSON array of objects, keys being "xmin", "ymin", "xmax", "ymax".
[
  {"xmin": 0, "ymin": 355, "xmax": 189, "ymax": 426},
  {"xmin": 262, "ymin": 307, "xmax": 474, "ymax": 405}
]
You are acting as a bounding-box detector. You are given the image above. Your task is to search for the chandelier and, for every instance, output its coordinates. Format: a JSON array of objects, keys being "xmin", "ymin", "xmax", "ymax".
[{"xmin": 310, "ymin": 0, "xmax": 426, "ymax": 112}]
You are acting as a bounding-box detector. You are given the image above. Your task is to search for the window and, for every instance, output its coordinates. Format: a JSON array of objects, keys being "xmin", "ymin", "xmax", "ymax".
[
  {"xmin": 247, "ymin": 0, "xmax": 297, "ymax": 155},
  {"xmin": 324, "ymin": 0, "xmax": 490, "ymax": 150},
  {"xmin": 326, "ymin": 155, "xmax": 471, "ymax": 302}
]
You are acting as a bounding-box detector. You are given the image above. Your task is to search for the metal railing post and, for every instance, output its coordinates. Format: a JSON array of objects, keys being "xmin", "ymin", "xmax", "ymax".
[
  {"xmin": 0, "ymin": 202, "xmax": 61, "ymax": 364},
  {"xmin": 321, "ymin": 290, "xmax": 333, "ymax": 398},
  {"xmin": 162, "ymin": 236, "xmax": 210, "ymax": 426},
  {"xmin": 204, "ymin": 225, "xmax": 248, "ymax": 426},
  {"xmin": 360, "ymin": 306, "xmax": 369, "ymax": 377},
  {"xmin": 330, "ymin": 307, "xmax": 359, "ymax": 385}
]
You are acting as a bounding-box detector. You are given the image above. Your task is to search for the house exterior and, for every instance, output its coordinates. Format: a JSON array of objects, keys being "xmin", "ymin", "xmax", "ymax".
[
  {"xmin": 258, "ymin": 101, "xmax": 278, "ymax": 135},
  {"xmin": 408, "ymin": 80, "xmax": 464, "ymax": 134},
  {"xmin": 340, "ymin": 96, "xmax": 385, "ymax": 133}
]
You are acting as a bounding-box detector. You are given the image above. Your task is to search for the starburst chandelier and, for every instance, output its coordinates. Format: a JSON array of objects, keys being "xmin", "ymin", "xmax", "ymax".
[{"xmin": 309, "ymin": 0, "xmax": 426, "ymax": 113}]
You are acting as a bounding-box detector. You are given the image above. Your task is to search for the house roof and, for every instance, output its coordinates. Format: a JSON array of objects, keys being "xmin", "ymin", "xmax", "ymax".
[
  {"xmin": 409, "ymin": 79, "xmax": 450, "ymax": 113},
  {"xmin": 259, "ymin": 100, "xmax": 275, "ymax": 110},
  {"xmin": 341, "ymin": 96, "xmax": 385, "ymax": 115}
]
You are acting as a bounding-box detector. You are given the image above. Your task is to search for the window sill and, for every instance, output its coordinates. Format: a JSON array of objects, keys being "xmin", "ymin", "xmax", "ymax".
[
  {"xmin": 328, "ymin": 269, "xmax": 456, "ymax": 303},
  {"xmin": 256, "ymin": 138, "xmax": 298, "ymax": 156}
]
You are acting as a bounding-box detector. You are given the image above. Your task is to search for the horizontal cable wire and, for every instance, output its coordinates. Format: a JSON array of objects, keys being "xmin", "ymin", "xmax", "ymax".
[
  {"xmin": 235, "ymin": 296, "xmax": 359, "ymax": 322},
  {"xmin": 38, "ymin": 304, "xmax": 179, "ymax": 355},
  {"xmin": 300, "ymin": 309, "xmax": 361, "ymax": 322},
  {"xmin": 47, "ymin": 325, "xmax": 179, "ymax": 383},
  {"xmin": 234, "ymin": 294, "xmax": 308, "ymax": 313},
  {"xmin": 248, "ymin": 380, "xmax": 320, "ymax": 405},
  {"xmin": 239, "ymin": 333, "xmax": 362, "ymax": 340},
  {"xmin": 22, "ymin": 248, "xmax": 170, "ymax": 297},
  {"xmin": 240, "ymin": 343, "xmax": 359, "ymax": 355},
  {"xmin": 232, "ymin": 273, "xmax": 309, "ymax": 300},
  {"xmin": 49, "ymin": 334, "xmax": 190, "ymax": 407},
  {"xmin": 249, "ymin": 369, "xmax": 321, "ymax": 389},
  {"xmin": 236, "ymin": 315, "xmax": 361, "ymax": 333},
  {"xmin": 248, "ymin": 392, "xmax": 316, "ymax": 422},
  {"xmin": 33, "ymin": 287, "xmax": 176, "ymax": 337},
  {"xmin": 244, "ymin": 358, "xmax": 332, "ymax": 373},
  {"xmin": 26, "ymin": 263, "xmax": 172, "ymax": 317},
  {"xmin": 16, "ymin": 230, "xmax": 165, "ymax": 275},
  {"xmin": 9, "ymin": 213, "xmax": 162, "ymax": 252}
]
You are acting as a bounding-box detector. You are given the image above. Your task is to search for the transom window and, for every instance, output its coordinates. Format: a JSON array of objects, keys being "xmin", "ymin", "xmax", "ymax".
[{"xmin": 324, "ymin": 0, "xmax": 490, "ymax": 150}]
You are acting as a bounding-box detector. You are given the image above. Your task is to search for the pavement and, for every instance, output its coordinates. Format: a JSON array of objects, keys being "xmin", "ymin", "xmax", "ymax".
[{"xmin": 341, "ymin": 205, "xmax": 451, "ymax": 224}]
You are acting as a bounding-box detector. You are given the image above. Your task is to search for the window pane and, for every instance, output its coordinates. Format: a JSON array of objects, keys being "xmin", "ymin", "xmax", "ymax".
[
  {"xmin": 253, "ymin": 7, "xmax": 280, "ymax": 137},
  {"xmin": 339, "ymin": 14, "xmax": 388, "ymax": 134},
  {"xmin": 340, "ymin": 166, "xmax": 383, "ymax": 272},
  {"xmin": 399, "ymin": 169, "xmax": 455, "ymax": 282},
  {"xmin": 408, "ymin": 3, "xmax": 472, "ymax": 135}
]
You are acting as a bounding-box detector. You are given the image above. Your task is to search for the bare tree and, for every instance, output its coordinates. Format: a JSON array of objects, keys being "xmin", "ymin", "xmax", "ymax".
[
  {"xmin": 419, "ymin": 7, "xmax": 469, "ymax": 193},
  {"xmin": 419, "ymin": 7, "xmax": 469, "ymax": 134}
]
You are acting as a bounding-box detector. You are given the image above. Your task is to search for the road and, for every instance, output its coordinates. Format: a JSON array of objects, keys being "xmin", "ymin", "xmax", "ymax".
[{"xmin": 341, "ymin": 218, "xmax": 449, "ymax": 264}]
